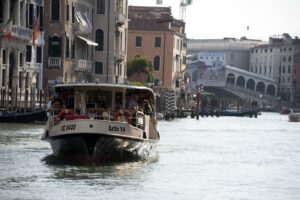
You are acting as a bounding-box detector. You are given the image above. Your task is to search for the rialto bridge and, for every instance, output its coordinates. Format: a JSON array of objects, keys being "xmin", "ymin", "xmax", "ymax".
[{"xmin": 187, "ymin": 62, "xmax": 280, "ymax": 108}]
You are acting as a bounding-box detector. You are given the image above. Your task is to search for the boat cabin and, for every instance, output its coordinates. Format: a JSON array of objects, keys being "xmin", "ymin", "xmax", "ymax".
[{"xmin": 52, "ymin": 83, "xmax": 156, "ymax": 126}]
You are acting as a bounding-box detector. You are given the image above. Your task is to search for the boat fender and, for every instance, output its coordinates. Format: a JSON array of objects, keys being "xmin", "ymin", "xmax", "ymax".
[{"xmin": 115, "ymin": 110, "xmax": 132, "ymax": 124}]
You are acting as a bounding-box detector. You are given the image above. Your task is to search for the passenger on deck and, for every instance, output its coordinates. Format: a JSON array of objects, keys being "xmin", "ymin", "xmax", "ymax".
[{"xmin": 127, "ymin": 94, "xmax": 139, "ymax": 109}]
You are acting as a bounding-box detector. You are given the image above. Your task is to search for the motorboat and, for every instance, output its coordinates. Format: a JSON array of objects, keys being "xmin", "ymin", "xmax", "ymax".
[
  {"xmin": 42, "ymin": 83, "xmax": 160, "ymax": 162},
  {"xmin": 289, "ymin": 111, "xmax": 300, "ymax": 122},
  {"xmin": 0, "ymin": 110, "xmax": 47, "ymax": 123}
]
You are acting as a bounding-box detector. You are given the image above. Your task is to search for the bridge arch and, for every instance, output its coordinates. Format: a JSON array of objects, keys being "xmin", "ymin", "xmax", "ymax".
[
  {"xmin": 246, "ymin": 79, "xmax": 255, "ymax": 90},
  {"xmin": 226, "ymin": 73, "xmax": 235, "ymax": 85},
  {"xmin": 236, "ymin": 76, "xmax": 245, "ymax": 88},
  {"xmin": 266, "ymin": 84, "xmax": 276, "ymax": 96},
  {"xmin": 256, "ymin": 82, "xmax": 265, "ymax": 93}
]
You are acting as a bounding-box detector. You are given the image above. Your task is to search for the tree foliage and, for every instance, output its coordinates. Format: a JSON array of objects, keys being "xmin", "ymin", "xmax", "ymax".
[{"xmin": 127, "ymin": 57, "xmax": 153, "ymax": 82}]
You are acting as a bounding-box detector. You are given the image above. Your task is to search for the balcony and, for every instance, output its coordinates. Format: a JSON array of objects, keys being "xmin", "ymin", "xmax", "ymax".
[
  {"xmin": 48, "ymin": 57, "xmax": 61, "ymax": 68},
  {"xmin": 74, "ymin": 22, "xmax": 92, "ymax": 36},
  {"xmin": 115, "ymin": 14, "xmax": 126, "ymax": 27},
  {"xmin": 0, "ymin": 64, "xmax": 8, "ymax": 69},
  {"xmin": 74, "ymin": 59, "xmax": 92, "ymax": 72},
  {"xmin": 11, "ymin": 25, "xmax": 33, "ymax": 41},
  {"xmin": 114, "ymin": 50, "xmax": 125, "ymax": 63}
]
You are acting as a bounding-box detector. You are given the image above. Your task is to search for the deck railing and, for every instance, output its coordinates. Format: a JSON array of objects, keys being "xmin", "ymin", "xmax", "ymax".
[{"xmin": 49, "ymin": 108, "xmax": 145, "ymax": 128}]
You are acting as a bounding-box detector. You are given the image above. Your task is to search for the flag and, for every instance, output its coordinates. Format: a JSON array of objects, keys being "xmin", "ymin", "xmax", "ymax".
[
  {"xmin": 32, "ymin": 15, "xmax": 40, "ymax": 47},
  {"xmin": 2, "ymin": 32, "xmax": 13, "ymax": 42},
  {"xmin": 0, "ymin": 22, "xmax": 13, "ymax": 42}
]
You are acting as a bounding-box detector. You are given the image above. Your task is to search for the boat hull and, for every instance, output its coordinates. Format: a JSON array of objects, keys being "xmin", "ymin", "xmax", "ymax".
[
  {"xmin": 0, "ymin": 110, "xmax": 47, "ymax": 123},
  {"xmin": 289, "ymin": 113, "xmax": 300, "ymax": 122},
  {"xmin": 43, "ymin": 133, "xmax": 158, "ymax": 162}
]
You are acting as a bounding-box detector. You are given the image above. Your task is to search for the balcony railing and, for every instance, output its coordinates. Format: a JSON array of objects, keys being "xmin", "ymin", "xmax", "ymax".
[
  {"xmin": 0, "ymin": 64, "xmax": 8, "ymax": 69},
  {"xmin": 48, "ymin": 57, "xmax": 61, "ymax": 68},
  {"xmin": 115, "ymin": 14, "xmax": 125, "ymax": 26},
  {"xmin": 74, "ymin": 22, "xmax": 92, "ymax": 35},
  {"xmin": 114, "ymin": 50, "xmax": 125, "ymax": 63},
  {"xmin": 74, "ymin": 59, "xmax": 92, "ymax": 72},
  {"xmin": 11, "ymin": 25, "xmax": 33, "ymax": 41}
]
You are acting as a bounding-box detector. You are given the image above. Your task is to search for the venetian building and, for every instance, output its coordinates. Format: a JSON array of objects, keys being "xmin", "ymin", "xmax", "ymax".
[
  {"xmin": 43, "ymin": 0, "xmax": 95, "ymax": 95},
  {"xmin": 127, "ymin": 6, "xmax": 187, "ymax": 89},
  {"xmin": 93, "ymin": 0, "xmax": 128, "ymax": 84},
  {"xmin": 44, "ymin": 0, "xmax": 128, "ymax": 95},
  {"xmin": 250, "ymin": 33, "xmax": 300, "ymax": 104},
  {"xmin": 0, "ymin": 0, "xmax": 44, "ymax": 108}
]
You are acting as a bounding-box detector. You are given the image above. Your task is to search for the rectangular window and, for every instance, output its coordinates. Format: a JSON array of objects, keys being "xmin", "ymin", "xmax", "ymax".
[
  {"xmin": 72, "ymin": 5, "xmax": 75, "ymax": 23},
  {"xmin": 2, "ymin": 50, "xmax": 6, "ymax": 64},
  {"xmin": 26, "ymin": 46, "xmax": 32, "ymax": 62},
  {"xmin": 36, "ymin": 46, "xmax": 42, "ymax": 63},
  {"xmin": 19, "ymin": 53, "xmax": 23, "ymax": 66},
  {"xmin": 66, "ymin": 4, "xmax": 69, "ymax": 22},
  {"xmin": 136, "ymin": 36, "xmax": 142, "ymax": 47},
  {"xmin": 39, "ymin": 6, "xmax": 44, "ymax": 31},
  {"xmin": 19, "ymin": 72, "xmax": 22, "ymax": 88},
  {"xmin": 65, "ymin": 37, "xmax": 69, "ymax": 58},
  {"xmin": 29, "ymin": 4, "xmax": 34, "ymax": 28},
  {"xmin": 0, "ymin": 0, "xmax": 3, "ymax": 23},
  {"xmin": 71, "ymin": 40, "xmax": 75, "ymax": 58},
  {"xmin": 95, "ymin": 62, "xmax": 103, "ymax": 74},
  {"xmin": 155, "ymin": 37, "xmax": 161, "ymax": 47},
  {"xmin": 97, "ymin": 0, "xmax": 105, "ymax": 14}
]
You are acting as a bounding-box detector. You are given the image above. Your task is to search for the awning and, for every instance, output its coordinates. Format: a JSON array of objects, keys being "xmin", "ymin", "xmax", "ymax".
[{"xmin": 77, "ymin": 35, "xmax": 98, "ymax": 46}]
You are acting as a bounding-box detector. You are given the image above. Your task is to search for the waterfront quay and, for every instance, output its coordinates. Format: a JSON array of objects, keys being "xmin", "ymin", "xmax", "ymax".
[{"xmin": 0, "ymin": 112, "xmax": 300, "ymax": 199}]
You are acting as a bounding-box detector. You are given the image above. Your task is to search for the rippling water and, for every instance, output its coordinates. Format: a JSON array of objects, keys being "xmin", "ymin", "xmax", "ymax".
[{"xmin": 0, "ymin": 113, "xmax": 299, "ymax": 200}]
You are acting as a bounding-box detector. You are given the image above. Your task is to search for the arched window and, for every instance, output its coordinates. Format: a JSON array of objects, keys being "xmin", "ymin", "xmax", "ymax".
[
  {"xmin": 95, "ymin": 29, "xmax": 104, "ymax": 51},
  {"xmin": 154, "ymin": 56, "xmax": 160, "ymax": 71},
  {"xmin": 282, "ymin": 56, "xmax": 286, "ymax": 62},
  {"xmin": 49, "ymin": 36, "xmax": 61, "ymax": 57},
  {"xmin": 51, "ymin": 0, "xmax": 60, "ymax": 21}
]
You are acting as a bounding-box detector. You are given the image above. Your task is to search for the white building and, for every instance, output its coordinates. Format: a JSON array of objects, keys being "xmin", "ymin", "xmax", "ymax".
[
  {"xmin": 0, "ymin": 0, "xmax": 44, "ymax": 108},
  {"xmin": 250, "ymin": 34, "xmax": 300, "ymax": 103}
]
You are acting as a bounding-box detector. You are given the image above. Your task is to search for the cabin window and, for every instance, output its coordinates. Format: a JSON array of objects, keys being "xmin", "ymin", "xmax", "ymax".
[{"xmin": 86, "ymin": 90, "xmax": 112, "ymax": 109}]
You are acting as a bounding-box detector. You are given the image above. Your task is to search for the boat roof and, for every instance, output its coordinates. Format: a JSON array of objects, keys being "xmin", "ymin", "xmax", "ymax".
[{"xmin": 54, "ymin": 83, "xmax": 154, "ymax": 93}]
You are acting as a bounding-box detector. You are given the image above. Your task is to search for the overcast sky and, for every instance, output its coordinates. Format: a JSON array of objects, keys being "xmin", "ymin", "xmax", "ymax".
[{"xmin": 128, "ymin": 0, "xmax": 300, "ymax": 41}]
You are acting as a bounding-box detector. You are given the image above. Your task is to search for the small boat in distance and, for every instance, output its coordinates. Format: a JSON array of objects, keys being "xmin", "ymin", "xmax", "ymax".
[
  {"xmin": 42, "ymin": 83, "xmax": 160, "ymax": 163},
  {"xmin": 288, "ymin": 110, "xmax": 300, "ymax": 122},
  {"xmin": 0, "ymin": 110, "xmax": 47, "ymax": 123}
]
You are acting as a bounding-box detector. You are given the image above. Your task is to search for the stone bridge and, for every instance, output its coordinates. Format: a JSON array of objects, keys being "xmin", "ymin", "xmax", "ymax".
[{"xmin": 188, "ymin": 63, "xmax": 280, "ymax": 108}]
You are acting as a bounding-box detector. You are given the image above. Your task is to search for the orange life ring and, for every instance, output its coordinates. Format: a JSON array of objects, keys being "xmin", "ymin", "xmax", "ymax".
[{"xmin": 115, "ymin": 110, "xmax": 132, "ymax": 124}]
